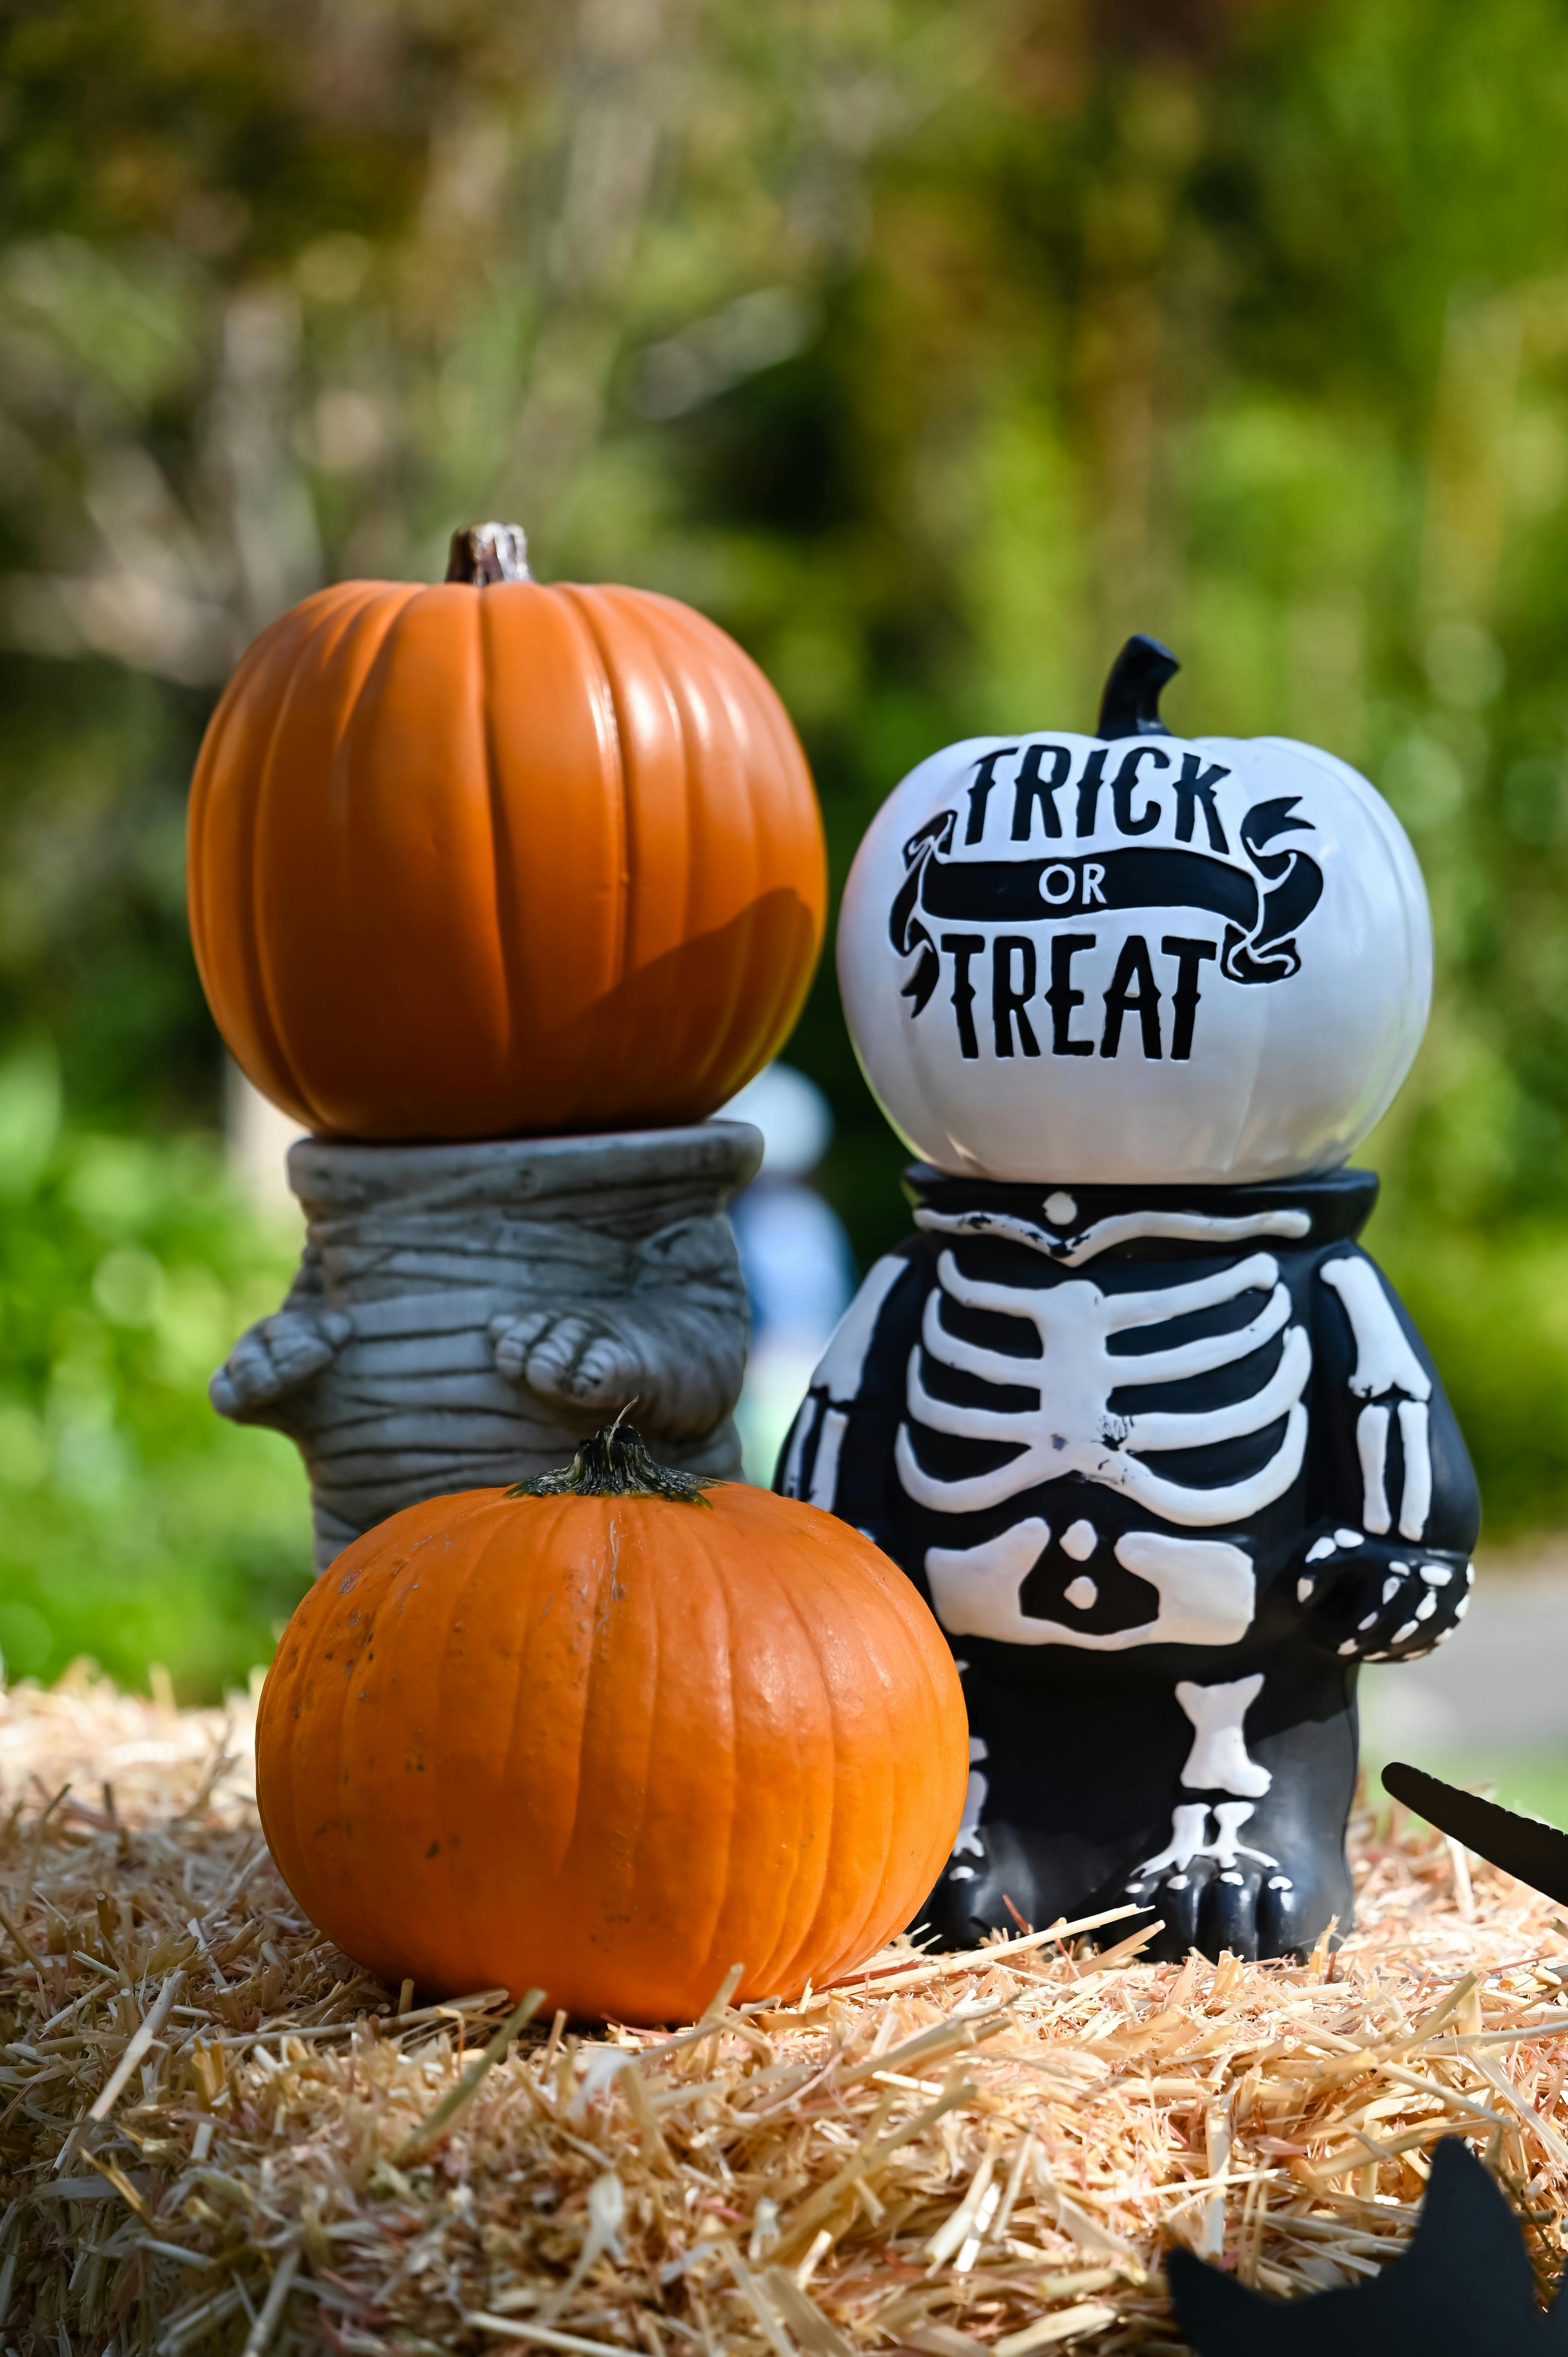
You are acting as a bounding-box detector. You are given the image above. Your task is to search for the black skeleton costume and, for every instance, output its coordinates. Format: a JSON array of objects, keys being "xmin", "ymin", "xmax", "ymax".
[
  {"xmin": 779, "ymin": 640, "xmax": 1480, "ymax": 1962},
  {"xmin": 778, "ymin": 1166, "xmax": 1477, "ymax": 1960}
]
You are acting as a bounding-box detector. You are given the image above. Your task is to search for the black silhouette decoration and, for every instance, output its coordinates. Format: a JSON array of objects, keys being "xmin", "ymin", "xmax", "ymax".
[
  {"xmin": 1383, "ymin": 1761, "xmax": 1568, "ymax": 1908},
  {"xmin": 1167, "ymin": 2137, "xmax": 1568, "ymax": 2352}
]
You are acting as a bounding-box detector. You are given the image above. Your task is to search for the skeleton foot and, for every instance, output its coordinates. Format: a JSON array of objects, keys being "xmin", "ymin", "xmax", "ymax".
[
  {"xmin": 1297, "ymin": 1525, "xmax": 1472, "ymax": 1660},
  {"xmin": 1126, "ymin": 1801, "xmax": 1310, "ymax": 1960},
  {"xmin": 210, "ymin": 1310, "xmax": 352, "ymax": 1420}
]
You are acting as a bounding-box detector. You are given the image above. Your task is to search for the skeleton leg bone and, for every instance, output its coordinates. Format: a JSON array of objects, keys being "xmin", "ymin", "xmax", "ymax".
[{"xmin": 1174, "ymin": 1675, "xmax": 1272, "ymax": 1798}]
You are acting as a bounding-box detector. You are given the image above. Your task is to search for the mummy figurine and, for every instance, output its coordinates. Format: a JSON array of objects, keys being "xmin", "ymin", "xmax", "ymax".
[{"xmin": 778, "ymin": 637, "xmax": 1479, "ymax": 1962}]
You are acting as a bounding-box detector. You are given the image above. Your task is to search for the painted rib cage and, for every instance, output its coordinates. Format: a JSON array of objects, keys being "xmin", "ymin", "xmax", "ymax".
[{"xmin": 897, "ymin": 1247, "xmax": 1312, "ymax": 1528}]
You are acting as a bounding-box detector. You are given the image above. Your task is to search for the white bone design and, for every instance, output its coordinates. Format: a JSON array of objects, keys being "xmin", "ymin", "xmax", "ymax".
[
  {"xmin": 951, "ymin": 1735, "xmax": 988, "ymax": 1864},
  {"xmin": 1320, "ymin": 1255, "xmax": 1432, "ymax": 1539},
  {"xmin": 811, "ymin": 1255, "xmax": 911, "ymax": 1402},
  {"xmin": 1397, "ymin": 1401, "xmax": 1432, "ymax": 1541},
  {"xmin": 778, "ymin": 1409, "xmax": 810, "ymax": 1499},
  {"xmin": 1130, "ymin": 1800, "xmax": 1277, "ymax": 1884},
  {"xmin": 777, "ymin": 1256, "xmax": 915, "ymax": 1512},
  {"xmin": 915, "ymin": 1204, "xmax": 1311, "ymax": 1270},
  {"xmin": 1318, "ymin": 1258, "xmax": 1431, "ymax": 1400},
  {"xmin": 1175, "ymin": 1675, "xmax": 1271, "ymax": 1797},
  {"xmin": 925, "ymin": 1520, "xmax": 1254, "ymax": 1649},
  {"xmin": 808, "ymin": 1409, "xmax": 848, "ymax": 1510},
  {"xmin": 897, "ymin": 1249, "xmax": 1310, "ymax": 1526},
  {"xmin": 1356, "ymin": 1403, "xmax": 1391, "ymax": 1533}
]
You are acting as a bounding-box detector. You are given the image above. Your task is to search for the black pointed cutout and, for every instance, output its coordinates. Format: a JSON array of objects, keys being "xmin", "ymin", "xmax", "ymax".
[
  {"xmin": 1167, "ymin": 2138, "xmax": 1568, "ymax": 2353},
  {"xmin": 1096, "ymin": 634, "xmax": 1180, "ymax": 738},
  {"xmin": 1382, "ymin": 1761, "xmax": 1568, "ymax": 1910}
]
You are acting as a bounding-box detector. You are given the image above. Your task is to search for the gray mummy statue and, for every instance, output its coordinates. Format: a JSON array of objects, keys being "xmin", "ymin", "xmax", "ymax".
[{"xmin": 211, "ymin": 1123, "xmax": 761, "ymax": 1571}]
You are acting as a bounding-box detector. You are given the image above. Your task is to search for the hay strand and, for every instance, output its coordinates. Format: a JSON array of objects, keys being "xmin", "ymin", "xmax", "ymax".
[{"xmin": 0, "ymin": 1668, "xmax": 1565, "ymax": 2353}]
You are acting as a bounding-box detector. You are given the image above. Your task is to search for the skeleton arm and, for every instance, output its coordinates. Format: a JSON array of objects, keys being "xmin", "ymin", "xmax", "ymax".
[
  {"xmin": 1296, "ymin": 1248, "xmax": 1480, "ymax": 1662},
  {"xmin": 774, "ymin": 1247, "xmax": 926, "ymax": 1547},
  {"xmin": 490, "ymin": 1213, "xmax": 748, "ymax": 1442}
]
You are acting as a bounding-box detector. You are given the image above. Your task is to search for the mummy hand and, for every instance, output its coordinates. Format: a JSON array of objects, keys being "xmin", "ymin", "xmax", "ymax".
[
  {"xmin": 1295, "ymin": 1524, "xmax": 1472, "ymax": 1661},
  {"xmin": 491, "ymin": 1310, "xmax": 642, "ymax": 1414},
  {"xmin": 489, "ymin": 1304, "xmax": 742, "ymax": 1441},
  {"xmin": 209, "ymin": 1310, "xmax": 353, "ymax": 1420}
]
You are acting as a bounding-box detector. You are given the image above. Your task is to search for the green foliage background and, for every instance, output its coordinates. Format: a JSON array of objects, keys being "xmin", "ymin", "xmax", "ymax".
[{"xmin": 3, "ymin": 0, "xmax": 1568, "ymax": 1692}]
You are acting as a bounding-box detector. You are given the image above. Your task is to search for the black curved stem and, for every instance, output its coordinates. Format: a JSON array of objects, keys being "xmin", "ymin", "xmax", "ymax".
[
  {"xmin": 506, "ymin": 1416, "xmax": 713, "ymax": 1504},
  {"xmin": 1096, "ymin": 634, "xmax": 1179, "ymax": 738}
]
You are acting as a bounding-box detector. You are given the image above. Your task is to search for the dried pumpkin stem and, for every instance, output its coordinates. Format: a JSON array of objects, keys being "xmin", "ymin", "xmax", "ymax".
[
  {"xmin": 445, "ymin": 522, "xmax": 531, "ymax": 585},
  {"xmin": 506, "ymin": 1418, "xmax": 714, "ymax": 1505}
]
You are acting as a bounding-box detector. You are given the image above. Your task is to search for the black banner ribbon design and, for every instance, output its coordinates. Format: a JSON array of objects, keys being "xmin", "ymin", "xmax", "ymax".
[
  {"xmin": 888, "ymin": 797, "xmax": 1323, "ymax": 1004},
  {"xmin": 890, "ymin": 809, "xmax": 956, "ymax": 1015},
  {"xmin": 1219, "ymin": 798, "xmax": 1322, "ymax": 983}
]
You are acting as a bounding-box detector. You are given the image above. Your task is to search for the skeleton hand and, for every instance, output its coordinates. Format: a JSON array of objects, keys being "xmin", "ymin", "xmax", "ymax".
[
  {"xmin": 1295, "ymin": 1523, "xmax": 1472, "ymax": 1662},
  {"xmin": 210, "ymin": 1310, "xmax": 353, "ymax": 1420}
]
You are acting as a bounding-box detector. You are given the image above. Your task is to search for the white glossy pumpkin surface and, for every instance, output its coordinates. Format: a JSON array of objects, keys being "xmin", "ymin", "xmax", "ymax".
[{"xmin": 838, "ymin": 728, "xmax": 1430, "ymax": 1185}]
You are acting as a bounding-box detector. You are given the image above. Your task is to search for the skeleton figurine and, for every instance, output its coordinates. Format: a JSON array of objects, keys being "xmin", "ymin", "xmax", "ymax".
[{"xmin": 779, "ymin": 638, "xmax": 1479, "ymax": 1962}]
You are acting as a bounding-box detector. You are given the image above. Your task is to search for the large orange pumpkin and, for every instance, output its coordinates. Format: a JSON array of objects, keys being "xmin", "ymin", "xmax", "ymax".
[
  {"xmin": 254, "ymin": 1422, "xmax": 969, "ymax": 2025},
  {"xmin": 187, "ymin": 523, "xmax": 826, "ymax": 1141}
]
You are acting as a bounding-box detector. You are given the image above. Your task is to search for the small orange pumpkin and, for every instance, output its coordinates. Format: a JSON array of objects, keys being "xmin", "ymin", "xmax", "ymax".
[
  {"xmin": 187, "ymin": 524, "xmax": 826, "ymax": 1141},
  {"xmin": 255, "ymin": 1423, "xmax": 969, "ymax": 2025}
]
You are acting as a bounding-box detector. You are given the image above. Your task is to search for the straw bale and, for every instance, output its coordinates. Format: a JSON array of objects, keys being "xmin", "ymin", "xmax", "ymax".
[{"xmin": 0, "ymin": 1663, "xmax": 1565, "ymax": 2354}]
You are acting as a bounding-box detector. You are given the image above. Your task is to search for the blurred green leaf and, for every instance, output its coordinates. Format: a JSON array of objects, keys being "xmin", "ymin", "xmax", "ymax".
[
  {"xmin": 0, "ymin": 1037, "xmax": 60, "ymax": 1197},
  {"xmin": 0, "ymin": 1099, "xmax": 309, "ymax": 1699}
]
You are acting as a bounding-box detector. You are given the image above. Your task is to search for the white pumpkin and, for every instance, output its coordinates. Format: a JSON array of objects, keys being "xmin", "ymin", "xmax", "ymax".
[{"xmin": 837, "ymin": 640, "xmax": 1430, "ymax": 1186}]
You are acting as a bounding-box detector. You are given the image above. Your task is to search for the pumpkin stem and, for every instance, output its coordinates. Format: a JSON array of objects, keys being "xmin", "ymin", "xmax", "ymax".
[
  {"xmin": 446, "ymin": 523, "xmax": 532, "ymax": 586},
  {"xmin": 1096, "ymin": 633, "xmax": 1179, "ymax": 738},
  {"xmin": 505, "ymin": 1418, "xmax": 715, "ymax": 1505}
]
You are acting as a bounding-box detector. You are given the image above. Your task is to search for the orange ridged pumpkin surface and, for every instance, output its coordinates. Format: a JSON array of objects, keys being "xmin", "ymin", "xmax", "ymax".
[
  {"xmin": 187, "ymin": 524, "xmax": 826, "ymax": 1141},
  {"xmin": 254, "ymin": 1425, "xmax": 969, "ymax": 2025}
]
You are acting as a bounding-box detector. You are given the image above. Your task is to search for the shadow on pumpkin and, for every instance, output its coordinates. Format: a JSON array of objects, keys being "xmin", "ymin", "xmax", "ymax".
[{"xmin": 300, "ymin": 884, "xmax": 823, "ymax": 1142}]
